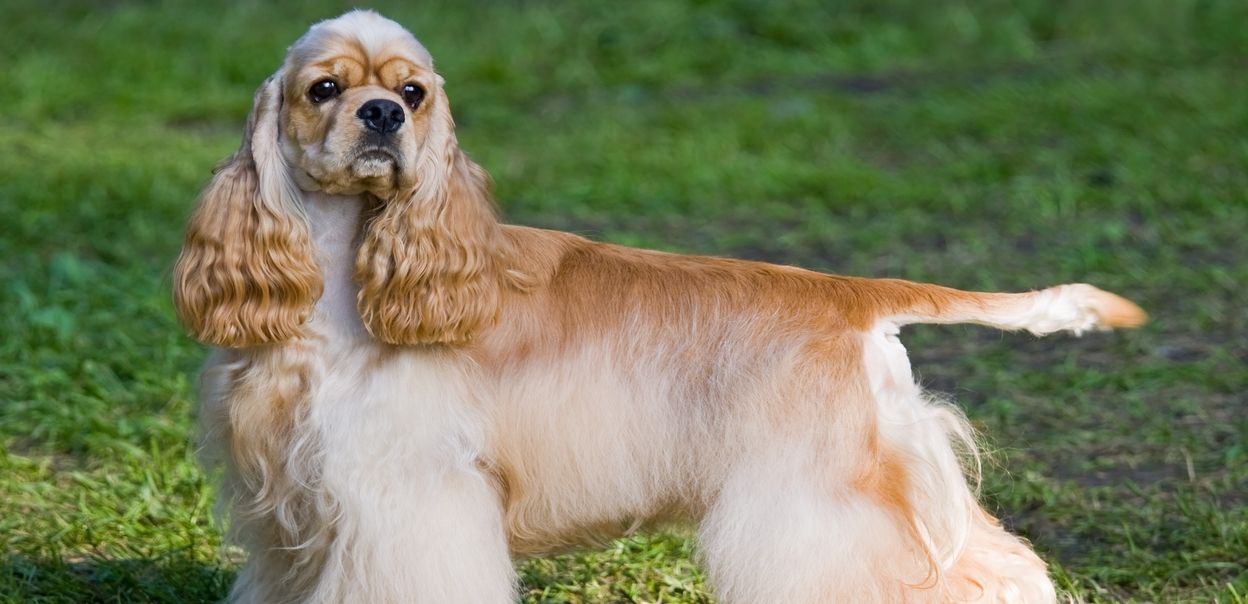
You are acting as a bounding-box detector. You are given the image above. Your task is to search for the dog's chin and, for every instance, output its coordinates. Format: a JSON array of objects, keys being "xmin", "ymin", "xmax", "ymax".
[
  {"xmin": 334, "ymin": 150, "xmax": 408, "ymax": 197},
  {"xmin": 350, "ymin": 150, "xmax": 399, "ymax": 180},
  {"xmin": 297, "ymin": 147, "xmax": 413, "ymax": 197}
]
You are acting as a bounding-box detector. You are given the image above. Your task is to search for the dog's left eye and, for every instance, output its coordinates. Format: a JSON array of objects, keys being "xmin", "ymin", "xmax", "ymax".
[{"xmin": 401, "ymin": 84, "xmax": 425, "ymax": 109}]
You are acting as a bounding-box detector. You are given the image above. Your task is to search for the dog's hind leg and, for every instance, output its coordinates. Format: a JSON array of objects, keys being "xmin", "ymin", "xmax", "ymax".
[
  {"xmin": 696, "ymin": 336, "xmax": 945, "ymax": 603},
  {"xmin": 696, "ymin": 322, "xmax": 1060, "ymax": 603},
  {"xmin": 697, "ymin": 446, "xmax": 942, "ymax": 604},
  {"xmin": 943, "ymin": 507, "xmax": 1057, "ymax": 603}
]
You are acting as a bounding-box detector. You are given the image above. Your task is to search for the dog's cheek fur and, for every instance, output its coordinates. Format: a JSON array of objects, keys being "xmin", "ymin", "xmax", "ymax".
[
  {"xmin": 282, "ymin": 95, "xmax": 332, "ymax": 169},
  {"xmin": 282, "ymin": 90, "xmax": 359, "ymax": 194}
]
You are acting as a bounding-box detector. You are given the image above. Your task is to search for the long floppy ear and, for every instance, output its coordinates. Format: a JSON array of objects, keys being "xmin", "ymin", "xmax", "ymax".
[
  {"xmin": 172, "ymin": 73, "xmax": 322, "ymax": 347},
  {"xmin": 355, "ymin": 79, "xmax": 504, "ymax": 345}
]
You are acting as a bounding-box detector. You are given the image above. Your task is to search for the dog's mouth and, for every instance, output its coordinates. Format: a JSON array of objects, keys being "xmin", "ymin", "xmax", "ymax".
[
  {"xmin": 350, "ymin": 146, "xmax": 401, "ymax": 179},
  {"xmin": 355, "ymin": 147, "xmax": 398, "ymax": 163}
]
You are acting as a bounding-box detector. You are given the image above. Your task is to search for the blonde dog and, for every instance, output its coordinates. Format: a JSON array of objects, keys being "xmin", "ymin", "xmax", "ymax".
[{"xmin": 174, "ymin": 10, "xmax": 1145, "ymax": 603}]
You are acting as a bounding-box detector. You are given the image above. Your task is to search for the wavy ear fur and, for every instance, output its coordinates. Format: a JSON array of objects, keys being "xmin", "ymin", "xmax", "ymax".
[
  {"xmin": 172, "ymin": 73, "xmax": 322, "ymax": 347},
  {"xmin": 355, "ymin": 81, "xmax": 504, "ymax": 345}
]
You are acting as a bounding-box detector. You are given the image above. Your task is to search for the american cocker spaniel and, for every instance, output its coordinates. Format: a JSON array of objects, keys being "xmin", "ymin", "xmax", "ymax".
[{"xmin": 173, "ymin": 11, "xmax": 1146, "ymax": 603}]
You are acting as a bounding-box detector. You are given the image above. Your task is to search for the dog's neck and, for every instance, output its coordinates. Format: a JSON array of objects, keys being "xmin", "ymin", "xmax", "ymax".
[{"xmin": 301, "ymin": 191, "xmax": 371, "ymax": 341}]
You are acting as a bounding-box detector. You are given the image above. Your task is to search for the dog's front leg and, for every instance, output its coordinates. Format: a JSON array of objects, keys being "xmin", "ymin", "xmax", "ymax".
[
  {"xmin": 309, "ymin": 463, "xmax": 515, "ymax": 603},
  {"xmin": 307, "ymin": 351, "xmax": 516, "ymax": 603}
]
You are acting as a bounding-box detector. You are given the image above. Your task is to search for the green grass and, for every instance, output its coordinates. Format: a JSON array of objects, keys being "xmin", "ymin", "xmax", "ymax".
[{"xmin": 1, "ymin": 0, "xmax": 1245, "ymax": 601}]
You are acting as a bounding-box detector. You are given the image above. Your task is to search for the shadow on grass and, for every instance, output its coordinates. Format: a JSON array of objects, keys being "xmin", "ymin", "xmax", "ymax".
[{"xmin": 3, "ymin": 552, "xmax": 231, "ymax": 604}]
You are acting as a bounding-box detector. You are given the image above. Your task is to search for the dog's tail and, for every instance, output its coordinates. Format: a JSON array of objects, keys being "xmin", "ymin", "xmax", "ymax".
[{"xmin": 848, "ymin": 279, "xmax": 1147, "ymax": 335}]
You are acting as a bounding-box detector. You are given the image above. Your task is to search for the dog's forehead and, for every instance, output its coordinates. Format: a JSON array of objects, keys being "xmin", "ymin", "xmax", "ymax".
[{"xmin": 289, "ymin": 10, "xmax": 432, "ymax": 70}]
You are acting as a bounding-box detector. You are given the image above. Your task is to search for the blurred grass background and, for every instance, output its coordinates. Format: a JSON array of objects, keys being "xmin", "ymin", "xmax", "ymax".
[{"xmin": 1, "ymin": 0, "xmax": 1245, "ymax": 602}]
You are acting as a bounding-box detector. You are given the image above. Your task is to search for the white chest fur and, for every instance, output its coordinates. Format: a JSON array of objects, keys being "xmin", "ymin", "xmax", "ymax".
[
  {"xmin": 301, "ymin": 192, "xmax": 370, "ymax": 343},
  {"xmin": 298, "ymin": 192, "xmax": 489, "ymax": 476},
  {"xmin": 254, "ymin": 193, "xmax": 515, "ymax": 602}
]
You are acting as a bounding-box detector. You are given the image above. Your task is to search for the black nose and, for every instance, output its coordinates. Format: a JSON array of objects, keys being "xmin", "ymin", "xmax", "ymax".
[{"xmin": 356, "ymin": 99, "xmax": 405, "ymax": 134}]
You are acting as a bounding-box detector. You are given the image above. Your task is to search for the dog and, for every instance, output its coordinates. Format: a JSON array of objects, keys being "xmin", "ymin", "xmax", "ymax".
[{"xmin": 173, "ymin": 10, "xmax": 1146, "ymax": 603}]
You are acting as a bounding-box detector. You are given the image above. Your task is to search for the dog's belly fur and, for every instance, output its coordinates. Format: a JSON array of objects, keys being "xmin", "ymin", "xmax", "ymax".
[{"xmin": 483, "ymin": 315, "xmax": 847, "ymax": 552}]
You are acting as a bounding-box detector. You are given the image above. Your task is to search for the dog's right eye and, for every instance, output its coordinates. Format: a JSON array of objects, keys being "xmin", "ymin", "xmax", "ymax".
[{"xmin": 308, "ymin": 80, "xmax": 341, "ymax": 103}]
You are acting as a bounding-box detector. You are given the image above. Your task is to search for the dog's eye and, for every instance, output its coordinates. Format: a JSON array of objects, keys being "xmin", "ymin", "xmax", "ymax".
[
  {"xmin": 309, "ymin": 80, "xmax": 341, "ymax": 103},
  {"xmin": 401, "ymin": 83, "xmax": 425, "ymax": 109}
]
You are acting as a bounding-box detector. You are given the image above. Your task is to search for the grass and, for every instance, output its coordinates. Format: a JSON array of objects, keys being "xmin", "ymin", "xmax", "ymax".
[{"xmin": 1, "ymin": 0, "xmax": 1245, "ymax": 601}]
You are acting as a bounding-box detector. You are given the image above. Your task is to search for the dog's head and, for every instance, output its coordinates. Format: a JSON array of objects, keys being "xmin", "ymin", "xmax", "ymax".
[
  {"xmin": 280, "ymin": 12, "xmax": 440, "ymax": 198},
  {"xmin": 173, "ymin": 11, "xmax": 504, "ymax": 348}
]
